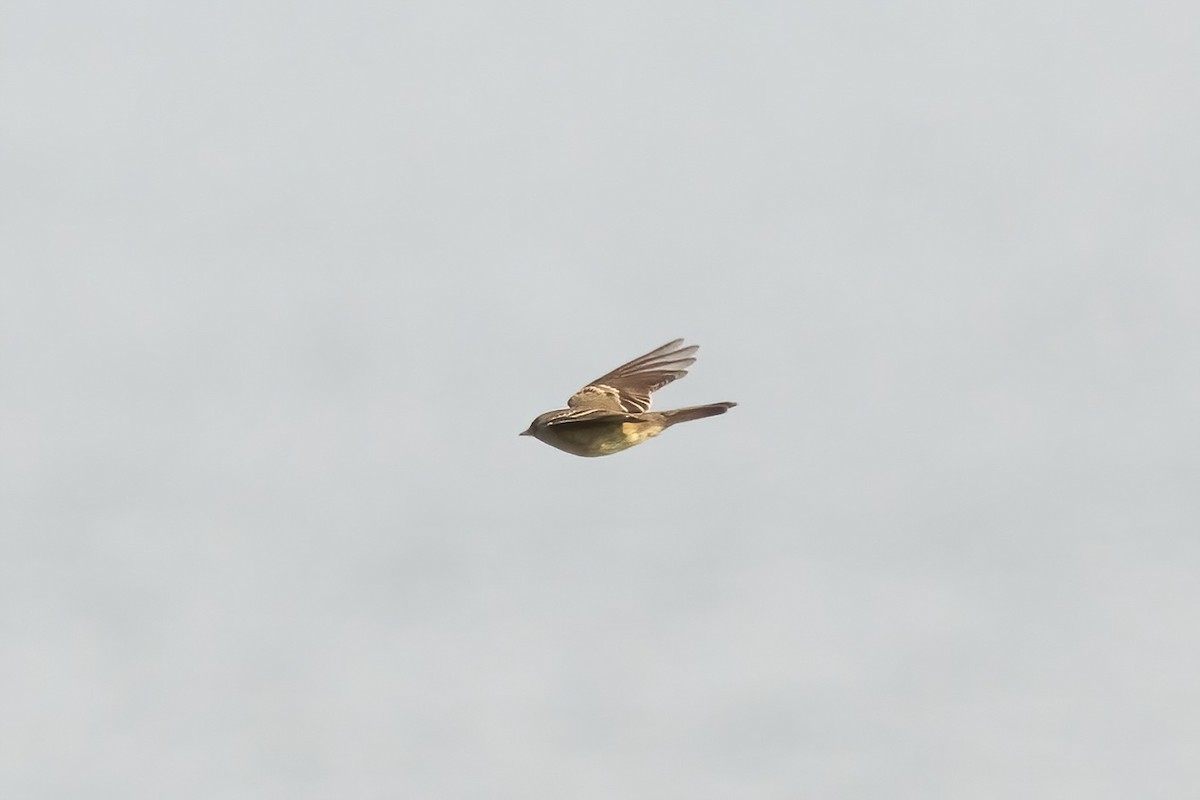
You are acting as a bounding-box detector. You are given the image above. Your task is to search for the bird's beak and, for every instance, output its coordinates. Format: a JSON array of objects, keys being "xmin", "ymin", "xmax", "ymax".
[{"xmin": 519, "ymin": 428, "xmax": 532, "ymax": 436}]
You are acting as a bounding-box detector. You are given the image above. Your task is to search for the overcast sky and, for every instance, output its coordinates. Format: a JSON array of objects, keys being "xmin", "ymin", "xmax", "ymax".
[{"xmin": 2, "ymin": 2, "xmax": 1198, "ymax": 798}]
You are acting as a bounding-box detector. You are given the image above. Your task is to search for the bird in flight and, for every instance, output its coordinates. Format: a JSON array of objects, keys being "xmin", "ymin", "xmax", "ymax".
[{"xmin": 520, "ymin": 339, "xmax": 736, "ymax": 457}]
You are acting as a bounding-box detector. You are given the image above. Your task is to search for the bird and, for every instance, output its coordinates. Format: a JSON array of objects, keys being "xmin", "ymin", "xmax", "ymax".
[{"xmin": 520, "ymin": 338, "xmax": 736, "ymax": 457}]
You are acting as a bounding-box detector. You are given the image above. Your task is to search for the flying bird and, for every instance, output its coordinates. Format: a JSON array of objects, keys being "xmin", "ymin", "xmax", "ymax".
[{"xmin": 520, "ymin": 339, "xmax": 736, "ymax": 457}]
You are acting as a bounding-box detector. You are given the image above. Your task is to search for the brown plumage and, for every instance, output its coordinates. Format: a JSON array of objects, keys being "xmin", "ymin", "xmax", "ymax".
[{"xmin": 521, "ymin": 339, "xmax": 736, "ymax": 457}]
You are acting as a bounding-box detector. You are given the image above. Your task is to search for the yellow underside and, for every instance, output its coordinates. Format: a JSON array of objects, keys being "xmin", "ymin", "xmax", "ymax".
[{"xmin": 538, "ymin": 420, "xmax": 665, "ymax": 457}]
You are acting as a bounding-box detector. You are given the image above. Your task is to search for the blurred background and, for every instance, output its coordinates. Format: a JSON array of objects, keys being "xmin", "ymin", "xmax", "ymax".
[{"xmin": 2, "ymin": 1, "xmax": 1197, "ymax": 797}]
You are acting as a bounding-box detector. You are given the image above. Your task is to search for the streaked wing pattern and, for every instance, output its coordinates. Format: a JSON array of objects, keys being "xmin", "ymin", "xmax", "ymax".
[
  {"xmin": 567, "ymin": 338, "xmax": 699, "ymax": 413},
  {"xmin": 543, "ymin": 407, "xmax": 641, "ymax": 426}
]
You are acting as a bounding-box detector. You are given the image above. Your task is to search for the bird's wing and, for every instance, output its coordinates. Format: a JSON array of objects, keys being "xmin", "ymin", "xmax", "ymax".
[
  {"xmin": 542, "ymin": 407, "xmax": 643, "ymax": 426},
  {"xmin": 566, "ymin": 339, "xmax": 698, "ymax": 413}
]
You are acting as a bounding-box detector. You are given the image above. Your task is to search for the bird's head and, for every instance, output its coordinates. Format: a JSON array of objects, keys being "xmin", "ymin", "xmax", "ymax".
[{"xmin": 519, "ymin": 411, "xmax": 559, "ymax": 437}]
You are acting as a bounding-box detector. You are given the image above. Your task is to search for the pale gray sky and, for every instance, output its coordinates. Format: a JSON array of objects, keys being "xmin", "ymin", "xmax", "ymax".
[{"xmin": 2, "ymin": 2, "xmax": 1198, "ymax": 798}]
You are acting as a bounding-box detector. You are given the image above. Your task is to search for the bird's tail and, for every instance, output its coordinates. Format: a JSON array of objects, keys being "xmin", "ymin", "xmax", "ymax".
[{"xmin": 661, "ymin": 402, "xmax": 737, "ymax": 427}]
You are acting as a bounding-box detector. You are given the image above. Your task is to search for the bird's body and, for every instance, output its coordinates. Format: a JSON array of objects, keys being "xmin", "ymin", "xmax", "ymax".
[{"xmin": 520, "ymin": 339, "xmax": 736, "ymax": 457}]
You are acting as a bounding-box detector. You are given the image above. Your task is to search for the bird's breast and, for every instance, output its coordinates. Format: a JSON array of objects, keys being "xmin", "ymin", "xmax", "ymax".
[{"xmin": 536, "ymin": 418, "xmax": 664, "ymax": 457}]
